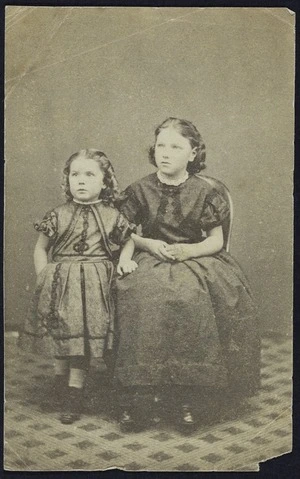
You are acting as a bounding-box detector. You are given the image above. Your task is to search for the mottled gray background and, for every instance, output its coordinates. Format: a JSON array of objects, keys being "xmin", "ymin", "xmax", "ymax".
[{"xmin": 5, "ymin": 7, "xmax": 294, "ymax": 333}]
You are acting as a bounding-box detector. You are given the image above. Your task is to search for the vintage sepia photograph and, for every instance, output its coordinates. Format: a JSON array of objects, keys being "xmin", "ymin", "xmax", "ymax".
[{"xmin": 4, "ymin": 6, "xmax": 294, "ymax": 472}]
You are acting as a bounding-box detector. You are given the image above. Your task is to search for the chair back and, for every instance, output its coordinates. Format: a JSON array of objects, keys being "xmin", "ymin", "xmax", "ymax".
[{"xmin": 195, "ymin": 174, "xmax": 233, "ymax": 252}]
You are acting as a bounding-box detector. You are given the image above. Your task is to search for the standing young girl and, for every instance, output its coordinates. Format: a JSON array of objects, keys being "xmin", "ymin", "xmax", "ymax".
[
  {"xmin": 114, "ymin": 118, "xmax": 260, "ymax": 432},
  {"xmin": 19, "ymin": 149, "xmax": 137, "ymax": 424}
]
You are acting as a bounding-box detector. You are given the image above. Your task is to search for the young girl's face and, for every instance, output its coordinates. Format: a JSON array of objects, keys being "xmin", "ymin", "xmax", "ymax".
[
  {"xmin": 69, "ymin": 158, "xmax": 105, "ymax": 203},
  {"xmin": 154, "ymin": 127, "xmax": 196, "ymax": 179}
]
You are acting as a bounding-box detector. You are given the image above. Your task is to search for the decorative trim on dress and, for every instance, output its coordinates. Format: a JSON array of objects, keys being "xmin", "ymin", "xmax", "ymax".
[
  {"xmin": 73, "ymin": 206, "xmax": 90, "ymax": 254},
  {"xmin": 156, "ymin": 170, "xmax": 189, "ymax": 186},
  {"xmin": 73, "ymin": 198, "xmax": 102, "ymax": 205}
]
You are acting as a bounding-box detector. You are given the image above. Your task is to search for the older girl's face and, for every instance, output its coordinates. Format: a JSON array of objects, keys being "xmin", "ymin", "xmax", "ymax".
[
  {"xmin": 154, "ymin": 127, "xmax": 196, "ymax": 180},
  {"xmin": 69, "ymin": 158, "xmax": 105, "ymax": 202}
]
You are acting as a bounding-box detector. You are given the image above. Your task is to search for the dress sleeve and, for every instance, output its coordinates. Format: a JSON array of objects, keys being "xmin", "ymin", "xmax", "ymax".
[
  {"xmin": 200, "ymin": 189, "xmax": 230, "ymax": 231},
  {"xmin": 119, "ymin": 185, "xmax": 143, "ymax": 226},
  {"xmin": 34, "ymin": 210, "xmax": 58, "ymax": 238},
  {"xmin": 110, "ymin": 212, "xmax": 137, "ymax": 246}
]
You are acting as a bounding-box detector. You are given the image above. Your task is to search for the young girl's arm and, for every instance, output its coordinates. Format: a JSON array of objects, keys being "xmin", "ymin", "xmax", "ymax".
[
  {"xmin": 165, "ymin": 226, "xmax": 224, "ymax": 262},
  {"xmin": 34, "ymin": 233, "xmax": 51, "ymax": 275},
  {"xmin": 117, "ymin": 238, "xmax": 138, "ymax": 276}
]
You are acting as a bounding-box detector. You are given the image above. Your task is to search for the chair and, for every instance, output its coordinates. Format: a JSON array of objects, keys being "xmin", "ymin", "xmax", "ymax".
[{"xmin": 195, "ymin": 174, "xmax": 233, "ymax": 253}]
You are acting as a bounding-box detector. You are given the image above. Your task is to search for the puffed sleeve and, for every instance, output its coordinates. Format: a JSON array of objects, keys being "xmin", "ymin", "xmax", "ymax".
[
  {"xmin": 34, "ymin": 210, "xmax": 58, "ymax": 238},
  {"xmin": 110, "ymin": 212, "xmax": 137, "ymax": 246},
  {"xmin": 118, "ymin": 185, "xmax": 143, "ymax": 226},
  {"xmin": 200, "ymin": 189, "xmax": 230, "ymax": 231}
]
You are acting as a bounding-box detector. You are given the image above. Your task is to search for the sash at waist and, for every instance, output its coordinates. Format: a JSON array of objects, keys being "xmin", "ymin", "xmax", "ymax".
[{"xmin": 52, "ymin": 254, "xmax": 111, "ymax": 263}]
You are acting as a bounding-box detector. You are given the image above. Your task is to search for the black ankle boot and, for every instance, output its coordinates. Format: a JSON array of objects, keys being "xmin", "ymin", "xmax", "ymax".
[
  {"xmin": 119, "ymin": 409, "xmax": 137, "ymax": 433},
  {"xmin": 151, "ymin": 395, "xmax": 162, "ymax": 425},
  {"xmin": 178, "ymin": 404, "xmax": 197, "ymax": 434},
  {"xmin": 60, "ymin": 386, "xmax": 83, "ymax": 424},
  {"xmin": 42, "ymin": 375, "xmax": 68, "ymax": 412}
]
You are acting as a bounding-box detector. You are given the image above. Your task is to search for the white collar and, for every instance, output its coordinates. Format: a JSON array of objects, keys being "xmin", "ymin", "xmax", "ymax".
[
  {"xmin": 73, "ymin": 198, "xmax": 102, "ymax": 205},
  {"xmin": 157, "ymin": 170, "xmax": 189, "ymax": 186}
]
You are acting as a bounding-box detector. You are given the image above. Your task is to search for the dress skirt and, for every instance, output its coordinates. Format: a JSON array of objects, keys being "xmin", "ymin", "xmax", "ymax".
[
  {"xmin": 115, "ymin": 249, "xmax": 260, "ymax": 396},
  {"xmin": 20, "ymin": 259, "xmax": 115, "ymax": 358}
]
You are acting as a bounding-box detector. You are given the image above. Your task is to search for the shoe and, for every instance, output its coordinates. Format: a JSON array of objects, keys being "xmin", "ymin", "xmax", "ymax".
[
  {"xmin": 60, "ymin": 386, "xmax": 83, "ymax": 425},
  {"xmin": 151, "ymin": 395, "xmax": 162, "ymax": 425},
  {"xmin": 41, "ymin": 375, "xmax": 68, "ymax": 412},
  {"xmin": 119, "ymin": 409, "xmax": 137, "ymax": 433},
  {"xmin": 178, "ymin": 404, "xmax": 197, "ymax": 434}
]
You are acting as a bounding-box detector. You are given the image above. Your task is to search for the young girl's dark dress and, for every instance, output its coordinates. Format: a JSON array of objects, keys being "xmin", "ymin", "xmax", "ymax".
[
  {"xmin": 114, "ymin": 173, "xmax": 260, "ymax": 397},
  {"xmin": 20, "ymin": 200, "xmax": 135, "ymax": 359}
]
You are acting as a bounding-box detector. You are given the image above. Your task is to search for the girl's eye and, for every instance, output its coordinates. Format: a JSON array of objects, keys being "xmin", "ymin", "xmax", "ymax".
[
  {"xmin": 86, "ymin": 172, "xmax": 95, "ymax": 176},
  {"xmin": 71, "ymin": 172, "xmax": 78, "ymax": 176},
  {"xmin": 172, "ymin": 145, "xmax": 181, "ymax": 149},
  {"xmin": 156, "ymin": 143, "xmax": 164, "ymax": 148}
]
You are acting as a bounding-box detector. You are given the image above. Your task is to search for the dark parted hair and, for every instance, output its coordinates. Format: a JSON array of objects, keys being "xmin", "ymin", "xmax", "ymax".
[
  {"xmin": 149, "ymin": 117, "xmax": 206, "ymax": 174},
  {"xmin": 62, "ymin": 149, "xmax": 121, "ymax": 205}
]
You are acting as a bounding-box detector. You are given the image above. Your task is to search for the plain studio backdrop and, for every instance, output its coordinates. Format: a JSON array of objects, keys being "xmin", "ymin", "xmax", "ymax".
[{"xmin": 5, "ymin": 7, "xmax": 294, "ymax": 334}]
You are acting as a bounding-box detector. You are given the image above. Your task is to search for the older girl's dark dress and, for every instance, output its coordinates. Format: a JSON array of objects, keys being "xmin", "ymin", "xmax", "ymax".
[{"xmin": 115, "ymin": 173, "xmax": 260, "ymax": 396}]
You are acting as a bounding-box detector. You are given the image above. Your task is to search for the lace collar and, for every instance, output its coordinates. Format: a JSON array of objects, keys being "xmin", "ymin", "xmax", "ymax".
[
  {"xmin": 156, "ymin": 171, "xmax": 189, "ymax": 186},
  {"xmin": 73, "ymin": 198, "xmax": 102, "ymax": 205}
]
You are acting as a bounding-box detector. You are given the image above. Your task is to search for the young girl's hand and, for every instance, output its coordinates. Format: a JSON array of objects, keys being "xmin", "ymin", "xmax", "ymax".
[
  {"xmin": 117, "ymin": 259, "xmax": 138, "ymax": 276},
  {"xmin": 145, "ymin": 239, "xmax": 175, "ymax": 262},
  {"xmin": 165, "ymin": 244, "xmax": 192, "ymax": 262}
]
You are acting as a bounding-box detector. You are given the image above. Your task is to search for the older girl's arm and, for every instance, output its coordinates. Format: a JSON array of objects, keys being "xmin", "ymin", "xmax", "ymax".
[
  {"xmin": 131, "ymin": 232, "xmax": 175, "ymax": 261},
  {"xmin": 166, "ymin": 226, "xmax": 224, "ymax": 261},
  {"xmin": 34, "ymin": 233, "xmax": 50, "ymax": 275}
]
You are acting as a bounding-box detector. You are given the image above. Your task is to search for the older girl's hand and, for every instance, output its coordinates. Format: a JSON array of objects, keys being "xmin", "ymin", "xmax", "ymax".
[
  {"xmin": 145, "ymin": 239, "xmax": 175, "ymax": 261},
  {"xmin": 165, "ymin": 244, "xmax": 192, "ymax": 262}
]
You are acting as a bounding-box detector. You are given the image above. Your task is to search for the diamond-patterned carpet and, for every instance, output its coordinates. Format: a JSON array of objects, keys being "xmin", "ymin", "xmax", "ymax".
[{"xmin": 4, "ymin": 333, "xmax": 292, "ymax": 471}]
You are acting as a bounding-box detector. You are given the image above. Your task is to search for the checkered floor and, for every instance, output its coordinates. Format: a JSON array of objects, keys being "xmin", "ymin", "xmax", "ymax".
[{"xmin": 4, "ymin": 333, "xmax": 292, "ymax": 472}]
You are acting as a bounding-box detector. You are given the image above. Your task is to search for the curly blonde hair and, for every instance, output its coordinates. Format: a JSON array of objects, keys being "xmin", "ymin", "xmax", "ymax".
[{"xmin": 62, "ymin": 149, "xmax": 121, "ymax": 205}]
